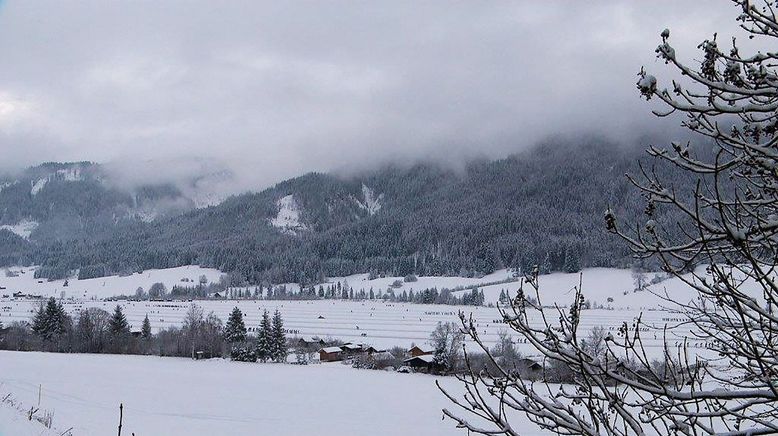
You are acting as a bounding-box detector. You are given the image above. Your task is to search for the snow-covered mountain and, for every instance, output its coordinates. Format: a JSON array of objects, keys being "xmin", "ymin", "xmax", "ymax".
[
  {"xmin": 0, "ymin": 161, "xmax": 235, "ymax": 242},
  {"xmin": 0, "ymin": 139, "xmax": 691, "ymax": 285}
]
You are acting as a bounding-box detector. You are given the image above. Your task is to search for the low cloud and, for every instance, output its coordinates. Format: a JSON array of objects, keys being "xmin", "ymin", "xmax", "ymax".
[{"xmin": 0, "ymin": 1, "xmax": 741, "ymax": 192}]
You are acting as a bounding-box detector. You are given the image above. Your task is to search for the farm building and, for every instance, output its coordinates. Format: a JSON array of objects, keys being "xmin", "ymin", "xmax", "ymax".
[
  {"xmin": 319, "ymin": 346, "xmax": 344, "ymax": 362},
  {"xmin": 298, "ymin": 337, "xmax": 326, "ymax": 348},
  {"xmin": 403, "ymin": 354, "xmax": 439, "ymax": 372},
  {"xmin": 514, "ymin": 358, "xmax": 542, "ymax": 378},
  {"xmin": 341, "ymin": 343, "xmax": 368, "ymax": 355},
  {"xmin": 363, "ymin": 345, "xmax": 381, "ymax": 354},
  {"xmin": 408, "ymin": 345, "xmax": 434, "ymax": 357}
]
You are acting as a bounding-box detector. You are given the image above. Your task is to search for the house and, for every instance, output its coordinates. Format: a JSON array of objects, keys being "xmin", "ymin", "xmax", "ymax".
[
  {"xmin": 403, "ymin": 354, "xmax": 438, "ymax": 371},
  {"xmin": 319, "ymin": 346, "xmax": 344, "ymax": 362},
  {"xmin": 298, "ymin": 337, "xmax": 326, "ymax": 348},
  {"xmin": 341, "ymin": 343, "xmax": 365, "ymax": 355},
  {"xmin": 363, "ymin": 345, "xmax": 381, "ymax": 354},
  {"xmin": 408, "ymin": 345, "xmax": 434, "ymax": 357},
  {"xmin": 513, "ymin": 358, "xmax": 542, "ymax": 378}
]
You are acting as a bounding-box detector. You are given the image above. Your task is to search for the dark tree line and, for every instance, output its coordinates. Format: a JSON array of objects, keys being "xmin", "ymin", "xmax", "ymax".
[{"xmin": 9, "ymin": 138, "xmax": 694, "ymax": 286}]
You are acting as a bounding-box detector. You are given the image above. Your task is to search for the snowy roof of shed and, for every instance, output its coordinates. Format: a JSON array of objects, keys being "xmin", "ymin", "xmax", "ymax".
[{"xmin": 404, "ymin": 354, "xmax": 435, "ymax": 363}]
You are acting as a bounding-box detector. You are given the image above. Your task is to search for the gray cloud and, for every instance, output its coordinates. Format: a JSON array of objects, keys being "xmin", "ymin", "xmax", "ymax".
[{"xmin": 0, "ymin": 1, "xmax": 741, "ymax": 192}]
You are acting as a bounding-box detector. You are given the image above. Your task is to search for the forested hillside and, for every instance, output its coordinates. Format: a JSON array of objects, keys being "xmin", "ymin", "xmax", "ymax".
[{"xmin": 2, "ymin": 138, "xmax": 690, "ymax": 284}]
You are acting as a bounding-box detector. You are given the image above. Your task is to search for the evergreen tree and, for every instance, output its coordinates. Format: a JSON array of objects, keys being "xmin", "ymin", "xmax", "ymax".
[
  {"xmin": 224, "ymin": 306, "xmax": 247, "ymax": 343},
  {"xmin": 108, "ymin": 305, "xmax": 130, "ymax": 335},
  {"xmin": 34, "ymin": 297, "xmax": 68, "ymax": 342},
  {"xmin": 141, "ymin": 314, "xmax": 152, "ymax": 339},
  {"xmin": 271, "ymin": 309, "xmax": 287, "ymax": 363},
  {"xmin": 540, "ymin": 252, "xmax": 552, "ymax": 275},
  {"xmin": 31, "ymin": 302, "xmax": 47, "ymax": 338},
  {"xmin": 563, "ymin": 244, "xmax": 581, "ymax": 273},
  {"xmin": 256, "ymin": 310, "xmax": 272, "ymax": 362},
  {"xmin": 75, "ymin": 310, "xmax": 95, "ymax": 352}
]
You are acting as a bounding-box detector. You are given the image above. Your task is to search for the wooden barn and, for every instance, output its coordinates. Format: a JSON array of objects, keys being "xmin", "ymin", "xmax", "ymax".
[
  {"xmin": 408, "ymin": 345, "xmax": 434, "ymax": 357},
  {"xmin": 298, "ymin": 337, "xmax": 326, "ymax": 348},
  {"xmin": 319, "ymin": 346, "xmax": 344, "ymax": 362},
  {"xmin": 403, "ymin": 354, "xmax": 438, "ymax": 372}
]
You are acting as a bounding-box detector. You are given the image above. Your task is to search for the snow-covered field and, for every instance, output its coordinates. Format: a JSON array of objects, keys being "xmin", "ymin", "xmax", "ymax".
[
  {"xmin": 0, "ymin": 265, "xmax": 721, "ymax": 354},
  {"xmin": 0, "ymin": 266, "xmax": 224, "ymax": 300},
  {"xmin": 0, "ymin": 351, "xmax": 540, "ymax": 436},
  {"xmin": 0, "ymin": 299, "xmax": 709, "ymax": 356},
  {"xmin": 0, "ymin": 266, "xmax": 734, "ymax": 434}
]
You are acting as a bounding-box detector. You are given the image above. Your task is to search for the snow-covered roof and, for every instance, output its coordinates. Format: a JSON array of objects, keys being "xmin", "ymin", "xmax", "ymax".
[
  {"xmin": 321, "ymin": 347, "xmax": 342, "ymax": 354},
  {"xmin": 371, "ymin": 351, "xmax": 394, "ymax": 360},
  {"xmin": 404, "ymin": 354, "xmax": 435, "ymax": 363},
  {"xmin": 343, "ymin": 344, "xmax": 363, "ymax": 350},
  {"xmin": 409, "ymin": 345, "xmax": 434, "ymax": 353}
]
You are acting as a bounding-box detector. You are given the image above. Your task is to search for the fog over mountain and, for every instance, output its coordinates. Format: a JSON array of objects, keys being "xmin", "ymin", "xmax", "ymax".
[{"xmin": 0, "ymin": 1, "xmax": 739, "ymax": 194}]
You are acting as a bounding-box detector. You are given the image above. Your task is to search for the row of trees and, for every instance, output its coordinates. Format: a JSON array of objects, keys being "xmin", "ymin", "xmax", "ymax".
[{"xmin": 0, "ymin": 300, "xmax": 291, "ymax": 363}]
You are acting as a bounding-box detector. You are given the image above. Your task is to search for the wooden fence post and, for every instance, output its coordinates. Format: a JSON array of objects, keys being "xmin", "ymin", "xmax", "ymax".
[{"xmin": 117, "ymin": 403, "xmax": 123, "ymax": 436}]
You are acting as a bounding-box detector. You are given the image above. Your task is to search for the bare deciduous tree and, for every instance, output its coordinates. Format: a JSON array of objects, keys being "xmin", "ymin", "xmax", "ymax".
[{"xmin": 440, "ymin": 1, "xmax": 778, "ymax": 434}]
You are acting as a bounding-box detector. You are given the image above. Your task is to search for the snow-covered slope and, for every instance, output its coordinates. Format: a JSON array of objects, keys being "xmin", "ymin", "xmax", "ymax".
[
  {"xmin": 356, "ymin": 184, "xmax": 383, "ymax": 215},
  {"xmin": 270, "ymin": 194, "xmax": 308, "ymax": 235},
  {"xmin": 0, "ymin": 219, "xmax": 39, "ymax": 239},
  {"xmin": 29, "ymin": 178, "xmax": 47, "ymax": 196}
]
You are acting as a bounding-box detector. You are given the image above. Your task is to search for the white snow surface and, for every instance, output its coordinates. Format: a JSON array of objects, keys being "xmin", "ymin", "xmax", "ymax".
[
  {"xmin": 328, "ymin": 268, "xmax": 515, "ymax": 296},
  {"xmin": 270, "ymin": 194, "xmax": 308, "ymax": 234},
  {"xmin": 55, "ymin": 167, "xmax": 82, "ymax": 182},
  {"xmin": 29, "ymin": 179, "xmax": 47, "ymax": 196},
  {"xmin": 29, "ymin": 167, "xmax": 85, "ymax": 196},
  {"xmin": 356, "ymin": 184, "xmax": 383, "ymax": 215},
  {"xmin": 0, "ymin": 220, "xmax": 39, "ymax": 239},
  {"xmin": 0, "ymin": 351, "xmax": 538, "ymax": 436},
  {"xmin": 0, "ymin": 265, "xmax": 223, "ymax": 299}
]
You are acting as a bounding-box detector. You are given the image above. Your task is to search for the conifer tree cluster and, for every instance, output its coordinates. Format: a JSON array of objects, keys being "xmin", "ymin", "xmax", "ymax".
[
  {"xmin": 31, "ymin": 297, "xmax": 69, "ymax": 345},
  {"xmin": 255, "ymin": 309, "xmax": 287, "ymax": 363}
]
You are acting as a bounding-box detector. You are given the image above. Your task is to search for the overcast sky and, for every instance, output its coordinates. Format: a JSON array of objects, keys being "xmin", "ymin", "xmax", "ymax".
[{"xmin": 0, "ymin": 1, "xmax": 739, "ymax": 191}]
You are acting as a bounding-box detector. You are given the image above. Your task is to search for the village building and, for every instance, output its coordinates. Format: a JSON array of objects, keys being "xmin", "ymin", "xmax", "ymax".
[
  {"xmin": 402, "ymin": 354, "xmax": 438, "ymax": 372},
  {"xmin": 408, "ymin": 345, "xmax": 434, "ymax": 357},
  {"xmin": 297, "ymin": 337, "xmax": 326, "ymax": 348},
  {"xmin": 319, "ymin": 346, "xmax": 344, "ymax": 362}
]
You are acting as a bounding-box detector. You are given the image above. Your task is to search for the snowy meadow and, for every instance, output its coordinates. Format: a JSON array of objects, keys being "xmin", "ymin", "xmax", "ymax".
[{"xmin": 1, "ymin": 351, "xmax": 502, "ymax": 436}]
